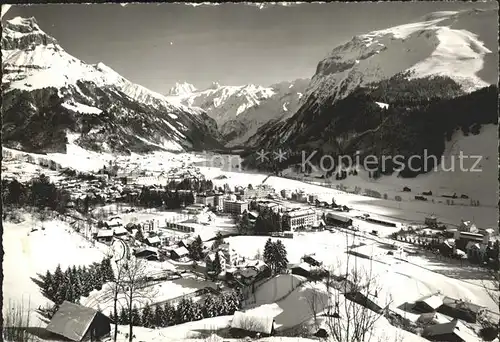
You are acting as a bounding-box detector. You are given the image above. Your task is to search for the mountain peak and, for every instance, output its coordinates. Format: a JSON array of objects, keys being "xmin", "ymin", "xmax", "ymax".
[
  {"xmin": 2, "ymin": 16, "xmax": 57, "ymax": 50},
  {"xmin": 167, "ymin": 82, "xmax": 197, "ymax": 96},
  {"xmin": 208, "ymin": 81, "xmax": 221, "ymax": 90}
]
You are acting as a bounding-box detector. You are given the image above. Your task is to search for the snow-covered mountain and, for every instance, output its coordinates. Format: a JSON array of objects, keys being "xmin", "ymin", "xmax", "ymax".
[
  {"xmin": 166, "ymin": 79, "xmax": 309, "ymax": 147},
  {"xmin": 245, "ymin": 9, "xmax": 497, "ymax": 177},
  {"xmin": 305, "ymin": 8, "xmax": 496, "ymax": 108},
  {"xmin": 2, "ymin": 17, "xmax": 221, "ymax": 154},
  {"xmin": 167, "ymin": 82, "xmax": 197, "ymax": 97}
]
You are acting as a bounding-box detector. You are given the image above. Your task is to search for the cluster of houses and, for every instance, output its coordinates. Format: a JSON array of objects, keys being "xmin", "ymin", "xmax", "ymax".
[{"xmin": 400, "ymin": 292, "xmax": 489, "ymax": 342}]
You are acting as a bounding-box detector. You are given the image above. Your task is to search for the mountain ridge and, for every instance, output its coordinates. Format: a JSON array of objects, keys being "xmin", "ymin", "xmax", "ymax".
[{"xmin": 2, "ymin": 16, "xmax": 223, "ymax": 154}]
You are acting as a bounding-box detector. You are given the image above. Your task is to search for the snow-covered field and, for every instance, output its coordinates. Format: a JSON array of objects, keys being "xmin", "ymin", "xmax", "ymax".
[
  {"xmin": 2, "ymin": 214, "xmax": 109, "ymax": 326},
  {"xmin": 225, "ymin": 232, "xmax": 498, "ymax": 313}
]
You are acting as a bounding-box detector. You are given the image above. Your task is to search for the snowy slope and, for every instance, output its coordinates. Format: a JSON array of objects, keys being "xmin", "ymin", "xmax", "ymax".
[
  {"xmin": 2, "ymin": 17, "xmax": 221, "ymax": 154},
  {"xmin": 167, "ymin": 82, "xmax": 198, "ymax": 97},
  {"xmin": 166, "ymin": 79, "xmax": 309, "ymax": 147},
  {"xmin": 306, "ymin": 8, "xmax": 496, "ymax": 106}
]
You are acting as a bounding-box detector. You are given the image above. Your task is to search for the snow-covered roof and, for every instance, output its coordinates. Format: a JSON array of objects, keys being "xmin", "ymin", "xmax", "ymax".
[
  {"xmin": 97, "ymin": 229, "xmax": 113, "ymax": 238},
  {"xmin": 146, "ymin": 236, "xmax": 161, "ymax": 244},
  {"xmin": 113, "ymin": 226, "xmax": 128, "ymax": 236},
  {"xmin": 173, "ymin": 246, "xmax": 189, "ymax": 257},
  {"xmin": 416, "ymin": 293, "xmax": 443, "ymax": 310}
]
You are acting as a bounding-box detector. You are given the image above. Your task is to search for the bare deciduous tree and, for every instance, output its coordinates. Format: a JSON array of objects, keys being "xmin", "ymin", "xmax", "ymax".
[
  {"xmin": 316, "ymin": 232, "xmax": 391, "ymax": 342},
  {"xmin": 104, "ymin": 243, "xmax": 156, "ymax": 342},
  {"xmin": 119, "ymin": 257, "xmax": 156, "ymax": 342}
]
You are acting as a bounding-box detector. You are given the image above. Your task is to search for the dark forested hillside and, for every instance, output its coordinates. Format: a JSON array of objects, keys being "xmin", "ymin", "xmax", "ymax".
[{"xmin": 243, "ymin": 74, "xmax": 497, "ymax": 178}]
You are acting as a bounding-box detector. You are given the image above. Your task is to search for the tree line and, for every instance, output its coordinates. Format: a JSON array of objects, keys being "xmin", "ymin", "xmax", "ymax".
[
  {"xmin": 38, "ymin": 258, "xmax": 115, "ymax": 306},
  {"xmin": 2, "ymin": 175, "xmax": 71, "ymax": 215},
  {"xmin": 109, "ymin": 289, "xmax": 242, "ymax": 328}
]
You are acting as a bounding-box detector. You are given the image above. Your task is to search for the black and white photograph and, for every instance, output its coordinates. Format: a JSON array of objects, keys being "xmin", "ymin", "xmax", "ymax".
[{"xmin": 1, "ymin": 2, "xmax": 499, "ymax": 342}]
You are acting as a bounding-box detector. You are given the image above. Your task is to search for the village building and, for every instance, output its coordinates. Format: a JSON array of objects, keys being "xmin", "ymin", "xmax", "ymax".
[
  {"xmin": 325, "ymin": 212, "xmax": 353, "ymax": 227},
  {"xmin": 240, "ymin": 185, "xmax": 275, "ymax": 200},
  {"xmin": 230, "ymin": 311, "xmax": 275, "ymax": 338},
  {"xmin": 422, "ymin": 319, "xmax": 477, "ymax": 342},
  {"xmin": 113, "ymin": 226, "xmax": 128, "ymax": 237},
  {"xmin": 219, "ymin": 243, "xmax": 240, "ymax": 267},
  {"xmin": 223, "ymin": 199, "xmax": 249, "ymax": 215},
  {"xmin": 280, "ymin": 189, "xmax": 292, "ymax": 199},
  {"xmin": 134, "ymin": 247, "xmax": 159, "ymax": 261},
  {"xmin": 45, "ymin": 301, "xmax": 111, "ymax": 342},
  {"xmin": 196, "ymin": 194, "xmax": 216, "ymax": 207},
  {"xmin": 283, "ymin": 209, "xmax": 316, "ymax": 231},
  {"xmin": 214, "ymin": 194, "xmax": 225, "ymax": 210},
  {"xmin": 301, "ymin": 254, "xmax": 322, "ymax": 267},
  {"xmin": 308, "ymin": 194, "xmax": 319, "ymax": 204},
  {"xmin": 145, "ymin": 236, "xmax": 161, "ymax": 248},
  {"xmin": 96, "ymin": 229, "xmax": 114, "ymax": 243},
  {"xmin": 170, "ymin": 246, "xmax": 190, "ymax": 261},
  {"xmin": 454, "ymin": 231, "xmax": 489, "ymax": 251},
  {"xmin": 289, "ymin": 262, "xmax": 312, "ymax": 278},
  {"xmin": 458, "ymin": 220, "xmax": 478, "ymax": 233},
  {"xmin": 437, "ymin": 297, "xmax": 485, "ymax": 323},
  {"xmin": 412, "ymin": 293, "xmax": 444, "ymax": 313}
]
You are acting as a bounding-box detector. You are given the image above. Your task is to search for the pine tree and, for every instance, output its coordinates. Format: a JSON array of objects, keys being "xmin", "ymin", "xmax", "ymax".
[
  {"xmin": 141, "ymin": 305, "xmax": 154, "ymax": 328},
  {"xmin": 188, "ymin": 235, "xmax": 204, "ymax": 261},
  {"xmin": 202, "ymin": 294, "xmax": 220, "ymax": 318},
  {"xmin": 153, "ymin": 305, "xmax": 165, "ymax": 327},
  {"xmin": 213, "ymin": 252, "xmax": 222, "ymax": 276},
  {"xmin": 191, "ymin": 301, "xmax": 204, "ymax": 321},
  {"xmin": 263, "ymin": 238, "xmax": 274, "ymax": 273},
  {"xmin": 52, "ymin": 264, "xmax": 64, "ymax": 293},
  {"xmin": 131, "ymin": 305, "xmax": 142, "ymax": 327},
  {"xmin": 119, "ymin": 306, "xmax": 129, "ymax": 324},
  {"xmin": 54, "ymin": 281, "xmax": 67, "ymax": 305},
  {"xmin": 274, "ymin": 240, "xmax": 289, "ymax": 274},
  {"xmin": 176, "ymin": 298, "xmax": 195, "ymax": 324},
  {"xmin": 163, "ymin": 302, "xmax": 176, "ymax": 327},
  {"xmin": 43, "ymin": 270, "xmax": 54, "ymax": 298}
]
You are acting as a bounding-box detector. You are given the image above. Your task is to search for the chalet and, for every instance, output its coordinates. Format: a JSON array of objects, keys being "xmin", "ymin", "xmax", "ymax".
[
  {"xmin": 465, "ymin": 242, "xmax": 487, "ymax": 261},
  {"xmin": 113, "ymin": 226, "xmax": 128, "ymax": 237},
  {"xmin": 301, "ymin": 254, "xmax": 322, "ymax": 267},
  {"xmin": 422, "ymin": 319, "xmax": 477, "ymax": 342},
  {"xmin": 325, "ymin": 212, "xmax": 352, "ymax": 227},
  {"xmin": 403, "ymin": 186, "xmax": 411, "ymax": 192},
  {"xmin": 413, "ymin": 293, "xmax": 444, "ymax": 313},
  {"xmin": 178, "ymin": 237, "xmax": 195, "ymax": 249},
  {"xmin": 230, "ymin": 311, "xmax": 275, "ymax": 338},
  {"xmin": 146, "ymin": 236, "xmax": 161, "ymax": 248},
  {"xmin": 170, "ymin": 246, "xmax": 190, "ymax": 260},
  {"xmin": 458, "ymin": 220, "xmax": 478, "ymax": 233},
  {"xmin": 134, "ymin": 247, "xmax": 159, "ymax": 261},
  {"xmin": 290, "ymin": 262, "xmax": 312, "ymax": 278},
  {"xmin": 437, "ymin": 297, "xmax": 485, "ymax": 323},
  {"xmin": 46, "ymin": 301, "xmax": 111, "ymax": 342},
  {"xmin": 96, "ymin": 229, "xmax": 114, "ymax": 243}
]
